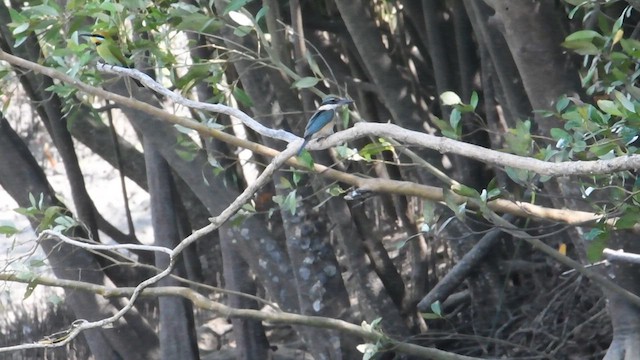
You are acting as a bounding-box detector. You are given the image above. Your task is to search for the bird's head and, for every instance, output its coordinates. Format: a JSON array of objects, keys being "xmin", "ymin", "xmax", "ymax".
[
  {"xmin": 80, "ymin": 30, "xmax": 111, "ymax": 45},
  {"xmin": 318, "ymin": 96, "xmax": 353, "ymax": 110}
]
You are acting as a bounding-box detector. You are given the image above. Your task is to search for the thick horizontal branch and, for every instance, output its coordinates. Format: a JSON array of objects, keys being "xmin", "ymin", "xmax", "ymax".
[
  {"xmin": 0, "ymin": 273, "xmax": 480, "ymax": 360},
  {"xmin": 66, "ymin": 58, "xmax": 640, "ymax": 178},
  {"xmin": 603, "ymin": 248, "xmax": 640, "ymax": 264},
  {"xmin": 0, "ymin": 49, "xmax": 631, "ymax": 231},
  {"xmin": 327, "ymin": 122, "xmax": 640, "ymax": 177}
]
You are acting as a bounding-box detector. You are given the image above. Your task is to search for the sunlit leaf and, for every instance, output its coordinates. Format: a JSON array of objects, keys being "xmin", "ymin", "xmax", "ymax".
[
  {"xmin": 564, "ymin": 30, "xmax": 602, "ymax": 42},
  {"xmin": 292, "ymin": 77, "xmax": 319, "ymax": 89},
  {"xmin": 440, "ymin": 91, "xmax": 462, "ymax": 106},
  {"xmin": 228, "ymin": 10, "xmax": 253, "ymax": 26}
]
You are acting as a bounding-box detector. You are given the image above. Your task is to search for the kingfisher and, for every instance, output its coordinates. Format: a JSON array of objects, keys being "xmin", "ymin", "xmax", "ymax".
[
  {"xmin": 80, "ymin": 31, "xmax": 130, "ymax": 67},
  {"xmin": 297, "ymin": 96, "xmax": 353, "ymax": 155}
]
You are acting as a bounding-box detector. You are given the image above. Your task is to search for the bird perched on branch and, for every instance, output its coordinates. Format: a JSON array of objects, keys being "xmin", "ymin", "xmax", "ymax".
[
  {"xmin": 297, "ymin": 96, "xmax": 353, "ymax": 155},
  {"xmin": 80, "ymin": 30, "xmax": 150, "ymax": 91},
  {"xmin": 81, "ymin": 30, "xmax": 131, "ymax": 67}
]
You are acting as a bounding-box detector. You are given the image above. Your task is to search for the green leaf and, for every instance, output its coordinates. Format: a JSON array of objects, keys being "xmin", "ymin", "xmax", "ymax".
[
  {"xmin": 297, "ymin": 151, "xmax": 315, "ymax": 168},
  {"xmin": 277, "ymin": 176, "xmax": 292, "ymax": 189},
  {"xmin": 305, "ymin": 52, "xmax": 323, "ymax": 78},
  {"xmin": 42, "ymin": 206, "xmax": 63, "ymax": 228},
  {"xmin": 232, "ymin": 86, "xmax": 253, "ymax": 107},
  {"xmin": 292, "ymin": 77, "xmax": 319, "ymax": 89},
  {"xmin": 505, "ymin": 166, "xmax": 531, "ymax": 186},
  {"xmin": 620, "ymin": 38, "xmax": 640, "ymax": 57},
  {"xmin": 550, "ymin": 128, "xmax": 571, "ymax": 143},
  {"xmin": 175, "ymin": 148, "xmax": 197, "ymax": 161},
  {"xmin": 422, "ymin": 200, "xmax": 436, "ymax": 223},
  {"xmin": 326, "ymin": 185, "xmax": 345, "ymax": 197},
  {"xmin": 584, "ymin": 228, "xmax": 605, "ymax": 241},
  {"xmin": 30, "ymin": 4, "xmax": 60, "ymax": 17},
  {"xmin": 421, "ymin": 312, "xmax": 442, "ymax": 320},
  {"xmin": 562, "ymin": 40, "xmax": 600, "ymax": 55},
  {"xmin": 451, "ymin": 184, "xmax": 479, "ymax": 198},
  {"xmin": 555, "ymin": 96, "xmax": 570, "ymax": 112},
  {"xmin": 564, "ymin": 30, "xmax": 603, "ymax": 42},
  {"xmin": 292, "ymin": 169, "xmax": 302, "ymax": 186},
  {"xmin": 273, "ymin": 190, "xmax": 297, "ymax": 216},
  {"xmin": 224, "ymin": 0, "xmax": 252, "ymax": 14},
  {"xmin": 504, "ymin": 120, "xmax": 532, "ymax": 155},
  {"xmin": 586, "ymin": 232, "xmax": 607, "ymax": 262},
  {"xmin": 612, "ymin": 8, "xmax": 627, "ymax": 34},
  {"xmin": 469, "ymin": 91, "xmax": 479, "ymax": 110},
  {"xmin": 255, "ymin": 6, "xmax": 269, "ymax": 23},
  {"xmin": 174, "ymin": 124, "xmax": 195, "ymax": 135},
  {"xmin": 597, "ymin": 99, "xmax": 623, "ymax": 116},
  {"xmin": 241, "ymin": 203, "xmax": 256, "ymax": 212},
  {"xmin": 29, "ymin": 259, "xmax": 47, "ymax": 268},
  {"xmin": 615, "ymin": 212, "xmax": 638, "ymax": 229},
  {"xmin": 8, "ymin": 8, "xmax": 27, "ymax": 23},
  {"xmin": 443, "ymin": 189, "xmax": 465, "ymax": 218},
  {"xmin": 23, "ymin": 281, "xmax": 37, "ymax": 300},
  {"xmin": 233, "ymin": 25, "xmax": 253, "ymax": 37},
  {"xmin": 175, "ymin": 14, "xmax": 223, "ymax": 35},
  {"xmin": 0, "ymin": 225, "xmax": 18, "ymax": 236},
  {"xmin": 358, "ymin": 138, "xmax": 394, "ymax": 160},
  {"xmin": 485, "ymin": 177, "xmax": 501, "ymax": 200},
  {"xmin": 175, "ymin": 64, "xmax": 211, "ymax": 90},
  {"xmin": 432, "ymin": 116, "xmax": 458, "ymax": 139},
  {"xmin": 14, "ymin": 207, "xmax": 34, "ymax": 217},
  {"xmin": 449, "ymin": 108, "xmax": 462, "ymax": 131},
  {"xmin": 590, "ymin": 142, "xmax": 617, "ymax": 158},
  {"xmin": 370, "ymin": 317, "xmax": 382, "ymax": 328},
  {"xmin": 430, "ymin": 301, "xmax": 442, "ymax": 316},
  {"xmin": 228, "ymin": 212, "xmax": 248, "ymax": 227},
  {"xmin": 48, "ymin": 294, "xmax": 63, "ymax": 305},
  {"xmin": 614, "ymin": 91, "xmax": 635, "ymax": 113},
  {"xmin": 12, "ymin": 22, "xmax": 30, "ymax": 35}
]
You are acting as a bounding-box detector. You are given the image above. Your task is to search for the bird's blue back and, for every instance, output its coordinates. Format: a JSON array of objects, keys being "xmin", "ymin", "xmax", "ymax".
[{"xmin": 304, "ymin": 108, "xmax": 336, "ymax": 138}]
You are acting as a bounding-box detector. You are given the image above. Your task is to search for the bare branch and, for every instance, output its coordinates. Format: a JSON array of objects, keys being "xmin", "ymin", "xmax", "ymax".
[
  {"xmin": 0, "ymin": 273, "xmax": 483, "ymax": 360},
  {"xmin": 328, "ymin": 122, "xmax": 640, "ymax": 177},
  {"xmin": 98, "ymin": 64, "xmax": 297, "ymax": 143},
  {"xmin": 0, "ymin": 50, "xmax": 635, "ymax": 232},
  {"xmin": 603, "ymin": 248, "xmax": 640, "ymax": 264},
  {"xmin": 2, "ymin": 48, "xmax": 638, "ymax": 179}
]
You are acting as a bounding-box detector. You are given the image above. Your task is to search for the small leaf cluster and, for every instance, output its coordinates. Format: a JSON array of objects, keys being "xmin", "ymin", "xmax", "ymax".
[
  {"xmin": 14, "ymin": 193, "xmax": 78, "ymax": 233},
  {"xmin": 553, "ymin": 2, "xmax": 640, "ymax": 256},
  {"xmin": 433, "ymin": 91, "xmax": 479, "ymax": 140}
]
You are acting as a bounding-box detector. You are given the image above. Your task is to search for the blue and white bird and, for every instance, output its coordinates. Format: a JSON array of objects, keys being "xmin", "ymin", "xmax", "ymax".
[{"xmin": 297, "ymin": 96, "xmax": 353, "ymax": 155}]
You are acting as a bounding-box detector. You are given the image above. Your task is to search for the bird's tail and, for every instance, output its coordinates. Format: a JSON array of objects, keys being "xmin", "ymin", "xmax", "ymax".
[{"xmin": 297, "ymin": 138, "xmax": 309, "ymax": 156}]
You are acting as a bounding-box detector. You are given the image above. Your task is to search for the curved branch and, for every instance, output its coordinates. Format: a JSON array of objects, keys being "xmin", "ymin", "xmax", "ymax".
[
  {"xmin": 0, "ymin": 142, "xmax": 299, "ymax": 355},
  {"xmin": 0, "ymin": 49, "xmax": 633, "ymax": 230},
  {"xmin": 331, "ymin": 122, "xmax": 640, "ymax": 177},
  {"xmin": 3, "ymin": 49, "xmax": 637, "ymax": 177},
  {"xmin": 0, "ymin": 273, "xmax": 482, "ymax": 360}
]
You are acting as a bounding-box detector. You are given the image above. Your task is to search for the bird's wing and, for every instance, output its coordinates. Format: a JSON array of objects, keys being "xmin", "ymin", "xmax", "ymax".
[
  {"xmin": 106, "ymin": 43, "xmax": 130, "ymax": 66},
  {"xmin": 304, "ymin": 109, "xmax": 335, "ymax": 138}
]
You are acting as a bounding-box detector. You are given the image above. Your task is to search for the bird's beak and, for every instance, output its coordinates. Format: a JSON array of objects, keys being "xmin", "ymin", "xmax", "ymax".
[
  {"xmin": 80, "ymin": 33, "xmax": 105, "ymax": 44},
  {"xmin": 339, "ymin": 99, "xmax": 354, "ymax": 105}
]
